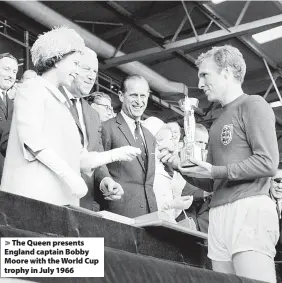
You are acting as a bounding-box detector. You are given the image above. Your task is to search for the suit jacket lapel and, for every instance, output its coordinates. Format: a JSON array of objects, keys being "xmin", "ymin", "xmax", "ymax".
[
  {"xmin": 116, "ymin": 113, "xmax": 146, "ymax": 172},
  {"xmin": 142, "ymin": 125, "xmax": 155, "ymax": 174},
  {"xmin": 81, "ymin": 99, "xmax": 91, "ymax": 146},
  {"xmin": 116, "ymin": 113, "xmax": 135, "ymax": 146},
  {"xmin": 6, "ymin": 97, "xmax": 13, "ymax": 119},
  {"xmin": 59, "ymin": 87, "xmax": 83, "ymax": 133},
  {"xmin": 7, "ymin": 96, "xmax": 12, "ymax": 111}
]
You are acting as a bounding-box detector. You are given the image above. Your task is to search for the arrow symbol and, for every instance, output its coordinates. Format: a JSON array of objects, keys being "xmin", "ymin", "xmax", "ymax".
[{"xmin": 5, "ymin": 241, "xmax": 10, "ymax": 246}]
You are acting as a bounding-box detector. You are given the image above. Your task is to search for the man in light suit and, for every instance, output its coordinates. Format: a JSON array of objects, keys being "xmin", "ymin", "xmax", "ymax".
[
  {"xmin": 63, "ymin": 47, "xmax": 123, "ymax": 210},
  {"xmin": 0, "ymin": 53, "xmax": 18, "ymax": 181},
  {"xmin": 101, "ymin": 75, "xmax": 158, "ymax": 218}
]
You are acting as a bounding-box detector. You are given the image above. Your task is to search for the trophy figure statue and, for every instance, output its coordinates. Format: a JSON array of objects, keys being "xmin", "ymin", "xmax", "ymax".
[{"xmin": 179, "ymin": 97, "xmax": 204, "ymax": 167}]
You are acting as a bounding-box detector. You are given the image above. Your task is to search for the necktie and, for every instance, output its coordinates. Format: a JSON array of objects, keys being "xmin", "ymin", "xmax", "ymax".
[
  {"xmin": 2, "ymin": 92, "xmax": 7, "ymax": 107},
  {"xmin": 277, "ymin": 200, "xmax": 282, "ymax": 219},
  {"xmin": 134, "ymin": 121, "xmax": 148, "ymax": 169},
  {"xmin": 1, "ymin": 92, "xmax": 7, "ymax": 117},
  {"xmin": 70, "ymin": 98, "xmax": 84, "ymax": 147}
]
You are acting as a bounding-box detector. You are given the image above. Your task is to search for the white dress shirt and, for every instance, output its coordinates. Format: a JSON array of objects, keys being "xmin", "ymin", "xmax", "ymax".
[
  {"xmin": 120, "ymin": 110, "xmax": 145, "ymax": 143},
  {"xmin": 63, "ymin": 87, "xmax": 88, "ymax": 148}
]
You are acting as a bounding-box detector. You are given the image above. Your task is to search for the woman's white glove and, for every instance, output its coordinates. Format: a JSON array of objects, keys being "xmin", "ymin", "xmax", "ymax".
[
  {"xmin": 162, "ymin": 196, "xmax": 194, "ymax": 211},
  {"xmin": 34, "ymin": 148, "xmax": 88, "ymax": 199},
  {"xmin": 110, "ymin": 146, "xmax": 141, "ymax": 162},
  {"xmin": 80, "ymin": 146, "xmax": 141, "ymax": 174},
  {"xmin": 63, "ymin": 174, "xmax": 88, "ymax": 199}
]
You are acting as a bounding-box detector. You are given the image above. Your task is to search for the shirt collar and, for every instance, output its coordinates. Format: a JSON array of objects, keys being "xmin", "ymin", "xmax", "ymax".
[
  {"xmin": 120, "ymin": 110, "xmax": 137, "ymax": 127},
  {"xmin": 63, "ymin": 86, "xmax": 75, "ymax": 100},
  {"xmin": 63, "ymin": 87, "xmax": 82, "ymax": 107},
  {"xmin": 0, "ymin": 90, "xmax": 4, "ymax": 102},
  {"xmin": 0, "ymin": 88, "xmax": 6, "ymax": 97}
]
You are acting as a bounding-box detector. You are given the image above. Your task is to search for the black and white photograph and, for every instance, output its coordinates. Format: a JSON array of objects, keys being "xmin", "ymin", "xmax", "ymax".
[{"xmin": 0, "ymin": 1, "xmax": 282, "ymax": 282}]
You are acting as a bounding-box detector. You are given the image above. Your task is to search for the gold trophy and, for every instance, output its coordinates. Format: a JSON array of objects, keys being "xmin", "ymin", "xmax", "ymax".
[{"xmin": 179, "ymin": 97, "xmax": 204, "ymax": 167}]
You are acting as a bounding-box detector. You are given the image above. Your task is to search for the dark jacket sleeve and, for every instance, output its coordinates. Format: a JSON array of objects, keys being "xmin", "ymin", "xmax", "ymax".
[
  {"xmin": 101, "ymin": 120, "xmax": 112, "ymax": 151},
  {"xmin": 0, "ymin": 99, "xmax": 13, "ymax": 157},
  {"xmin": 181, "ymin": 182, "xmax": 205, "ymax": 201},
  {"xmin": 93, "ymin": 114, "xmax": 111, "ymax": 185},
  {"xmin": 0, "ymin": 119, "xmax": 11, "ymax": 157}
]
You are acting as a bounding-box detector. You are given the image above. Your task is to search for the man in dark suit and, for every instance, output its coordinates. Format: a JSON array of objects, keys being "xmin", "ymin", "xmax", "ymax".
[
  {"xmin": 0, "ymin": 53, "xmax": 18, "ymax": 181},
  {"xmin": 63, "ymin": 47, "xmax": 123, "ymax": 210},
  {"xmin": 101, "ymin": 75, "xmax": 158, "ymax": 218}
]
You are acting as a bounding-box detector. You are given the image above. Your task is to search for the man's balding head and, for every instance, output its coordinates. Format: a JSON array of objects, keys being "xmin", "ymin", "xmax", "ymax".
[{"xmin": 68, "ymin": 47, "xmax": 98, "ymax": 97}]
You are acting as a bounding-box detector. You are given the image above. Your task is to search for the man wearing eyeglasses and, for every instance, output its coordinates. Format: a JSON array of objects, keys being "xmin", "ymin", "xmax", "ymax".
[{"xmin": 91, "ymin": 92, "xmax": 114, "ymax": 122}]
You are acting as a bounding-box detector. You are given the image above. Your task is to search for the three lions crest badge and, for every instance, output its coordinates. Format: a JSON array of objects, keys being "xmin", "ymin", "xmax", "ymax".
[{"xmin": 221, "ymin": 124, "xmax": 233, "ymax": 145}]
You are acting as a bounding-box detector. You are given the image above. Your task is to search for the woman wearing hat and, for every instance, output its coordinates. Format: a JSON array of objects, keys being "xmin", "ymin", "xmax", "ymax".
[{"xmin": 1, "ymin": 27, "xmax": 139, "ymax": 206}]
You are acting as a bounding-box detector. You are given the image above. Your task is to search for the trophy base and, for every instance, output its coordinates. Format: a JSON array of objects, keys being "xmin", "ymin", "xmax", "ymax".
[
  {"xmin": 180, "ymin": 143, "xmax": 205, "ymax": 168},
  {"xmin": 180, "ymin": 160, "xmax": 197, "ymax": 168}
]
